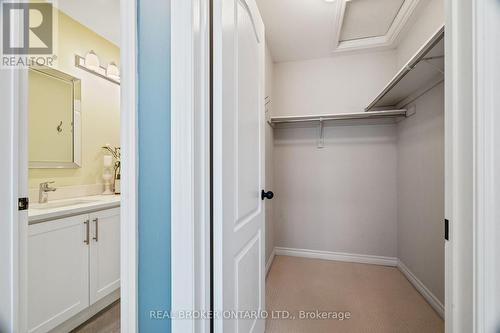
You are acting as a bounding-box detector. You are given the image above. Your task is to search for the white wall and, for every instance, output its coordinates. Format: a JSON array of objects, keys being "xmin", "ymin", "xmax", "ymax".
[
  {"xmin": 272, "ymin": 50, "xmax": 397, "ymax": 117},
  {"xmin": 397, "ymin": 83, "xmax": 445, "ymax": 304},
  {"xmin": 396, "ymin": 0, "xmax": 445, "ymax": 68},
  {"xmin": 270, "ymin": 50, "xmax": 399, "ymax": 257},
  {"xmin": 273, "ymin": 124, "xmax": 398, "ymax": 258},
  {"xmin": 265, "ymin": 44, "xmax": 275, "ymax": 264}
]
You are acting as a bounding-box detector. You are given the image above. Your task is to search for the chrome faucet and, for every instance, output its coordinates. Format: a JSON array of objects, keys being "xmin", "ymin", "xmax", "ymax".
[{"xmin": 39, "ymin": 181, "xmax": 57, "ymax": 203}]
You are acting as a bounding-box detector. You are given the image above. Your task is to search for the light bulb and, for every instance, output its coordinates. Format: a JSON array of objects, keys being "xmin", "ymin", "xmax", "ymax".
[
  {"xmin": 85, "ymin": 50, "xmax": 100, "ymax": 71},
  {"xmin": 106, "ymin": 62, "xmax": 120, "ymax": 81}
]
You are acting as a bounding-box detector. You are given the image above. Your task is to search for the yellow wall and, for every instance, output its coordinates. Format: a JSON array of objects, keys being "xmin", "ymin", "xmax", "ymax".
[{"xmin": 29, "ymin": 10, "xmax": 120, "ymax": 188}]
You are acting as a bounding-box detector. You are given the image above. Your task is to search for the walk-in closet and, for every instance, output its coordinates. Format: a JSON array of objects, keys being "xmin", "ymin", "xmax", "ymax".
[{"xmin": 260, "ymin": 0, "xmax": 446, "ymax": 331}]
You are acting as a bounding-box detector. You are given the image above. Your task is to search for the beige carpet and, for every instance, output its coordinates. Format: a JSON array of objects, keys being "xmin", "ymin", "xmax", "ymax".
[{"xmin": 266, "ymin": 256, "xmax": 444, "ymax": 333}]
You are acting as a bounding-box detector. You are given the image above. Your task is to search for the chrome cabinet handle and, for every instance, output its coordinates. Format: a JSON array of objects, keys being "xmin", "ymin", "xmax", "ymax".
[
  {"xmin": 93, "ymin": 218, "xmax": 99, "ymax": 242},
  {"xmin": 84, "ymin": 220, "xmax": 90, "ymax": 244}
]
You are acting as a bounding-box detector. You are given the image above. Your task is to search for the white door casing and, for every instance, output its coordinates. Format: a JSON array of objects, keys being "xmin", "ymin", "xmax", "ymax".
[
  {"xmin": 213, "ymin": 0, "xmax": 266, "ymax": 332},
  {"xmin": 90, "ymin": 208, "xmax": 121, "ymax": 305}
]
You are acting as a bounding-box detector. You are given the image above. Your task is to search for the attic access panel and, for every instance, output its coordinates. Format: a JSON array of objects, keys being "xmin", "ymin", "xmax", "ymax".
[{"xmin": 340, "ymin": 0, "xmax": 405, "ymax": 42}]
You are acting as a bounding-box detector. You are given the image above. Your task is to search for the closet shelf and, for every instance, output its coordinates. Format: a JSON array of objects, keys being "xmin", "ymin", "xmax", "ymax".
[
  {"xmin": 365, "ymin": 26, "xmax": 445, "ymax": 112},
  {"xmin": 269, "ymin": 109, "xmax": 408, "ymax": 125}
]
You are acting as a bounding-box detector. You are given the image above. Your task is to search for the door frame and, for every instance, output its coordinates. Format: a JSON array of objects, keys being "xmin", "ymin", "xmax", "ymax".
[
  {"xmin": 445, "ymin": 0, "xmax": 500, "ymax": 331},
  {"xmin": 0, "ymin": 44, "xmax": 26, "ymax": 333},
  {"xmin": 119, "ymin": 0, "xmax": 139, "ymax": 332},
  {"xmin": 469, "ymin": 0, "xmax": 500, "ymax": 330},
  {"xmin": 169, "ymin": 1, "xmax": 500, "ymax": 333},
  {"xmin": 0, "ymin": 0, "xmax": 140, "ymax": 331},
  {"xmin": 171, "ymin": 0, "xmax": 212, "ymax": 333}
]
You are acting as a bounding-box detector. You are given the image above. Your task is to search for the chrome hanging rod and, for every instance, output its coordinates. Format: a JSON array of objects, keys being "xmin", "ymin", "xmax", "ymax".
[{"xmin": 270, "ymin": 109, "xmax": 408, "ymax": 124}]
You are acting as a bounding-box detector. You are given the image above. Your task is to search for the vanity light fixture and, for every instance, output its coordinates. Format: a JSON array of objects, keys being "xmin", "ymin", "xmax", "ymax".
[
  {"xmin": 106, "ymin": 62, "xmax": 120, "ymax": 81},
  {"xmin": 84, "ymin": 50, "xmax": 100, "ymax": 71},
  {"xmin": 75, "ymin": 52, "xmax": 120, "ymax": 85}
]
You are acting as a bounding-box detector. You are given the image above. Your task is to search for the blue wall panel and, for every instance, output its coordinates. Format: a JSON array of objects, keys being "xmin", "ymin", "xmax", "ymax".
[{"xmin": 138, "ymin": 0, "xmax": 171, "ymax": 331}]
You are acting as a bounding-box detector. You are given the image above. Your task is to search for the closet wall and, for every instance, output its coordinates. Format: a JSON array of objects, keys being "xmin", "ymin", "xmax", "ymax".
[
  {"xmin": 273, "ymin": 51, "xmax": 397, "ymax": 117},
  {"xmin": 273, "ymin": 124, "xmax": 398, "ymax": 258},
  {"xmin": 396, "ymin": 0, "xmax": 445, "ymax": 68},
  {"xmin": 396, "ymin": 83, "xmax": 444, "ymax": 304},
  {"xmin": 395, "ymin": 0, "xmax": 445, "ymax": 305},
  {"xmin": 271, "ymin": 50, "xmax": 400, "ymax": 259}
]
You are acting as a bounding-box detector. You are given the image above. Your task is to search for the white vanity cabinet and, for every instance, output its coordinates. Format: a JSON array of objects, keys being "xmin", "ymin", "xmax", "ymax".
[{"xmin": 28, "ymin": 207, "xmax": 120, "ymax": 333}]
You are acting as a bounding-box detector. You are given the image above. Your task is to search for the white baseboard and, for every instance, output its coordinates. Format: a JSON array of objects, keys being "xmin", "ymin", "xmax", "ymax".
[
  {"xmin": 397, "ymin": 260, "xmax": 444, "ymax": 318},
  {"xmin": 274, "ymin": 247, "xmax": 398, "ymax": 267},
  {"xmin": 265, "ymin": 248, "xmax": 276, "ymax": 277}
]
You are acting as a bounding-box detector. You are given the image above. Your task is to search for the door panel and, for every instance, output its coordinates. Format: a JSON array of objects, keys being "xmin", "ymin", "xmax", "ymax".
[
  {"xmin": 235, "ymin": 232, "xmax": 262, "ymax": 333},
  {"xmin": 214, "ymin": 0, "xmax": 265, "ymax": 332},
  {"xmin": 236, "ymin": 0, "xmax": 261, "ymax": 228},
  {"xmin": 89, "ymin": 208, "xmax": 121, "ymax": 305},
  {"xmin": 27, "ymin": 215, "xmax": 89, "ymax": 333}
]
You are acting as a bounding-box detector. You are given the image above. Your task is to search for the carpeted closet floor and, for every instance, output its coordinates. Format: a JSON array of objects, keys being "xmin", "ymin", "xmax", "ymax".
[{"xmin": 266, "ymin": 255, "xmax": 444, "ymax": 333}]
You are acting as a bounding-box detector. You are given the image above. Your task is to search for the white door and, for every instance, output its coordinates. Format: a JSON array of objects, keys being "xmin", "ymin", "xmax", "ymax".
[
  {"xmin": 89, "ymin": 208, "xmax": 121, "ymax": 304},
  {"xmin": 213, "ymin": 0, "xmax": 266, "ymax": 332},
  {"xmin": 27, "ymin": 215, "xmax": 90, "ymax": 333}
]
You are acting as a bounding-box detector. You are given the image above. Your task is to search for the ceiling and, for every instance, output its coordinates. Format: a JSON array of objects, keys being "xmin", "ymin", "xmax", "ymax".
[
  {"xmin": 255, "ymin": 0, "xmax": 420, "ymax": 62},
  {"xmin": 55, "ymin": 0, "xmax": 120, "ymax": 46}
]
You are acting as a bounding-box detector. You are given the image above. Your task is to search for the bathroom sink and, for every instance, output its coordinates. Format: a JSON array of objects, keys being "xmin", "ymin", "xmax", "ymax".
[{"xmin": 31, "ymin": 199, "xmax": 100, "ymax": 210}]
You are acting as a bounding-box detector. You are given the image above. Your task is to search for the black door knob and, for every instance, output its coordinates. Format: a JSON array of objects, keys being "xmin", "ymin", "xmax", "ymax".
[{"xmin": 261, "ymin": 190, "xmax": 274, "ymax": 200}]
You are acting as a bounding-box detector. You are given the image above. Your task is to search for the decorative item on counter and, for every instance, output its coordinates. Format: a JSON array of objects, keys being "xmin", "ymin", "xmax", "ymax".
[
  {"xmin": 102, "ymin": 155, "xmax": 114, "ymax": 195},
  {"xmin": 102, "ymin": 144, "xmax": 121, "ymax": 194},
  {"xmin": 114, "ymin": 165, "xmax": 121, "ymax": 194}
]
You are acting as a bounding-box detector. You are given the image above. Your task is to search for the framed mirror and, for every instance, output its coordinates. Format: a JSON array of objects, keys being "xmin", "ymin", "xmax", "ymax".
[{"xmin": 28, "ymin": 67, "xmax": 82, "ymax": 168}]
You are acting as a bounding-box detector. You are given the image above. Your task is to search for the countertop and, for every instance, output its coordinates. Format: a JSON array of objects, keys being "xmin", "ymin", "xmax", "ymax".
[{"xmin": 29, "ymin": 194, "xmax": 121, "ymax": 224}]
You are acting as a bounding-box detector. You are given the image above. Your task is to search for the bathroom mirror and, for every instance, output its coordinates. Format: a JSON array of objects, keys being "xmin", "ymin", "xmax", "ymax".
[{"xmin": 28, "ymin": 67, "xmax": 82, "ymax": 168}]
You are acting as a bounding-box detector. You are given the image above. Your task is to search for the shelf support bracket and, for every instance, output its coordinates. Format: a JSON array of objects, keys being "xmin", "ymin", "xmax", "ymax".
[
  {"xmin": 422, "ymin": 59, "xmax": 445, "ymax": 74},
  {"xmin": 317, "ymin": 117, "xmax": 324, "ymax": 149},
  {"xmin": 406, "ymin": 105, "xmax": 417, "ymax": 118}
]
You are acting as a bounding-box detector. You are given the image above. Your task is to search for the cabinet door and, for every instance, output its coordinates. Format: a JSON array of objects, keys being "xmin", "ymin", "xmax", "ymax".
[
  {"xmin": 28, "ymin": 215, "xmax": 90, "ymax": 333},
  {"xmin": 89, "ymin": 207, "xmax": 121, "ymax": 304}
]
